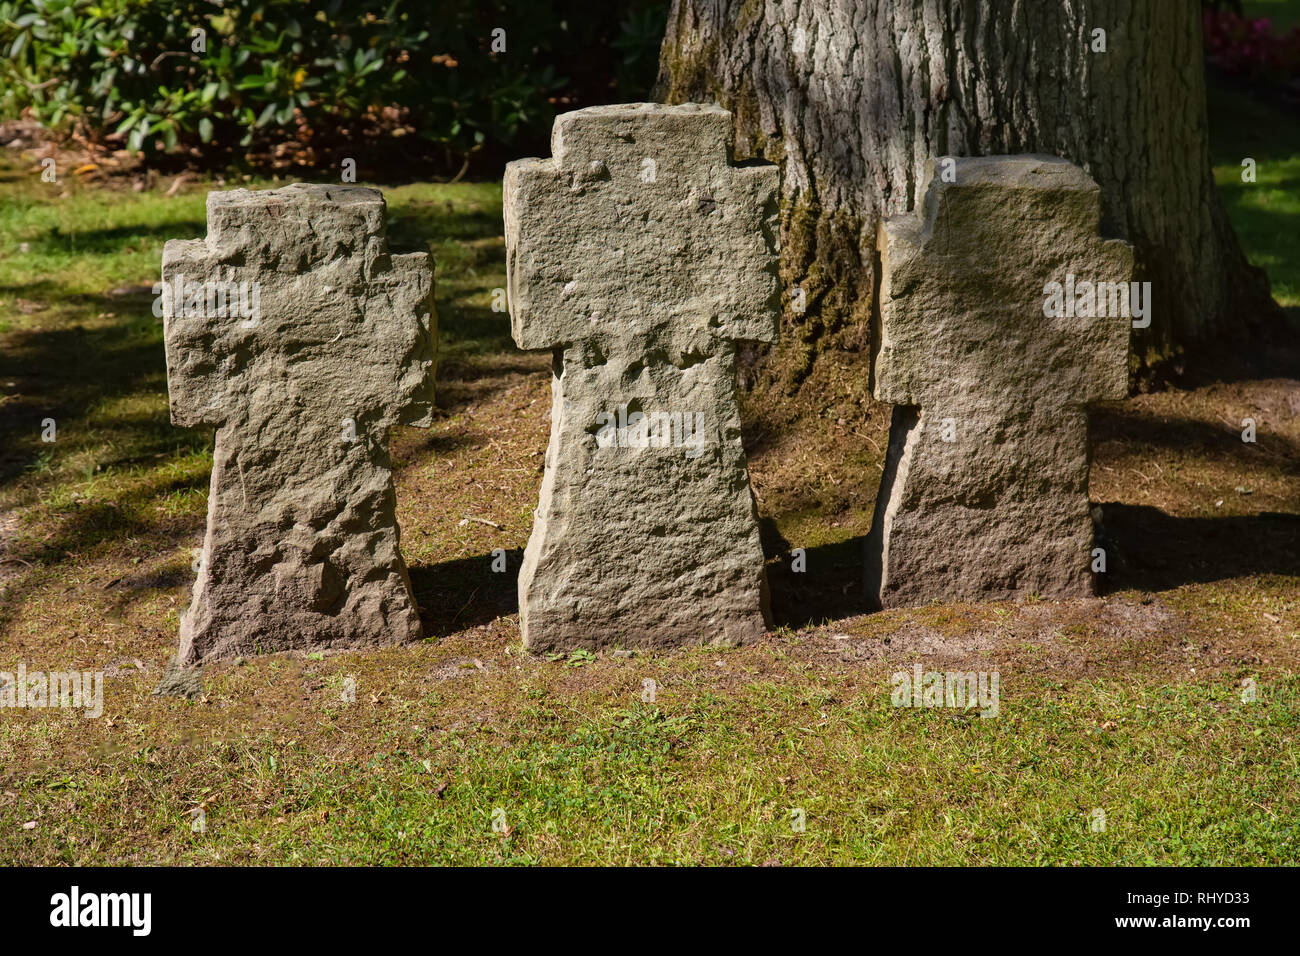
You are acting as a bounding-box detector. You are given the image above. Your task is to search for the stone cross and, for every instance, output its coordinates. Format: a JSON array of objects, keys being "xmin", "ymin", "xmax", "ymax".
[
  {"xmin": 504, "ymin": 103, "xmax": 779, "ymax": 652},
  {"xmin": 163, "ymin": 184, "xmax": 435, "ymax": 663},
  {"xmin": 865, "ymin": 155, "xmax": 1132, "ymax": 607}
]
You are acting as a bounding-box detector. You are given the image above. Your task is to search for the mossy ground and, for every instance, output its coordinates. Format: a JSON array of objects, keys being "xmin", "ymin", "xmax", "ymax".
[{"xmin": 0, "ymin": 83, "xmax": 1297, "ymax": 865}]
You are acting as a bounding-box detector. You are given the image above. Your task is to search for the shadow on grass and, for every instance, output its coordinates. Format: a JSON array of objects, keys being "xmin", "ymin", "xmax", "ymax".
[
  {"xmin": 388, "ymin": 190, "xmax": 510, "ymax": 361},
  {"xmin": 0, "ymin": 291, "xmax": 204, "ymax": 488},
  {"xmin": 0, "ymin": 468, "xmax": 208, "ymax": 637},
  {"xmin": 762, "ymin": 517, "xmax": 873, "ymax": 630},
  {"xmin": 0, "ymin": 279, "xmax": 521, "ymax": 491},
  {"xmin": 9, "ymin": 468, "xmax": 207, "ymax": 566},
  {"xmin": 420, "ymin": 430, "xmax": 488, "ymax": 456},
  {"xmin": 0, "ymin": 281, "xmax": 155, "ymax": 309},
  {"xmin": 25, "ymin": 220, "xmax": 205, "ymax": 256},
  {"xmin": 388, "ymin": 202, "xmax": 503, "ymax": 250},
  {"xmin": 409, "ymin": 549, "xmax": 521, "ymax": 638},
  {"xmin": 1099, "ymin": 502, "xmax": 1300, "ymax": 591},
  {"xmin": 765, "ymin": 501, "xmax": 1300, "ymax": 630},
  {"xmin": 1093, "ymin": 403, "xmax": 1300, "ymax": 474},
  {"xmin": 0, "ymin": 166, "xmax": 33, "ymax": 186},
  {"xmin": 434, "ymin": 298, "xmax": 515, "ymax": 366},
  {"xmin": 1209, "ymin": 81, "xmax": 1300, "ymax": 165}
]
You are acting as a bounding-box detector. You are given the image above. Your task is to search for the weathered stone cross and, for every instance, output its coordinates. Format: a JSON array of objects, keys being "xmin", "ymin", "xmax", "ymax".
[
  {"xmin": 163, "ymin": 184, "xmax": 435, "ymax": 663},
  {"xmin": 504, "ymin": 103, "xmax": 779, "ymax": 652},
  {"xmin": 865, "ymin": 155, "xmax": 1132, "ymax": 607}
]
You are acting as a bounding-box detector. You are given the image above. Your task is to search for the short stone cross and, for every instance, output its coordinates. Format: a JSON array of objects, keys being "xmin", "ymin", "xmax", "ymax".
[
  {"xmin": 163, "ymin": 183, "xmax": 435, "ymax": 663},
  {"xmin": 504, "ymin": 103, "xmax": 779, "ymax": 651},
  {"xmin": 866, "ymin": 155, "xmax": 1132, "ymax": 606}
]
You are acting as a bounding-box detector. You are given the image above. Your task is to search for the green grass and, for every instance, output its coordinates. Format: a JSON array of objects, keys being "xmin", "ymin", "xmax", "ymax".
[
  {"xmin": 1208, "ymin": 83, "xmax": 1300, "ymax": 307},
  {"xmin": 3, "ymin": 659, "xmax": 1297, "ymax": 865},
  {"xmin": 1, "ymin": 74, "xmax": 1299, "ymax": 865},
  {"xmin": 0, "ymin": 172, "xmax": 504, "ymax": 508}
]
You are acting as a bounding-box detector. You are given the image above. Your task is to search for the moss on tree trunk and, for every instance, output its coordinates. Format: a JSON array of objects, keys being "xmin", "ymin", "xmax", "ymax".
[{"xmin": 656, "ymin": 0, "xmax": 1281, "ymax": 395}]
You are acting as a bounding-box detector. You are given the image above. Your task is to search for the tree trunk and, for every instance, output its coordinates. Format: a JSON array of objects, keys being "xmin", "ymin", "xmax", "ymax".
[{"xmin": 656, "ymin": 0, "xmax": 1279, "ymax": 392}]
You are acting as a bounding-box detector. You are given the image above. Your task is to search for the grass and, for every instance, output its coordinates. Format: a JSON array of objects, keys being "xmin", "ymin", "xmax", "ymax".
[
  {"xmin": 5, "ymin": 664, "xmax": 1297, "ymax": 865},
  {"xmin": 1208, "ymin": 82, "xmax": 1300, "ymax": 309},
  {"xmin": 0, "ymin": 78, "xmax": 1298, "ymax": 864}
]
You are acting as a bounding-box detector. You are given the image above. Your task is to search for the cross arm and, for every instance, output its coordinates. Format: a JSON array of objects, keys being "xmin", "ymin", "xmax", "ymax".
[{"xmin": 161, "ymin": 237, "xmax": 237, "ymax": 428}]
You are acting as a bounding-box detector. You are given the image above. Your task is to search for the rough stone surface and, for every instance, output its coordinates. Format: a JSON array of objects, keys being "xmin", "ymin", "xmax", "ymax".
[
  {"xmin": 163, "ymin": 183, "xmax": 435, "ymax": 663},
  {"xmin": 504, "ymin": 103, "xmax": 779, "ymax": 652},
  {"xmin": 152, "ymin": 657, "xmax": 204, "ymax": 699},
  {"xmin": 865, "ymin": 155, "xmax": 1132, "ymax": 607}
]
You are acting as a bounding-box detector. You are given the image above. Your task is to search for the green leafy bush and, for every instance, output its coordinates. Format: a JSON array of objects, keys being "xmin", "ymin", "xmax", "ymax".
[{"xmin": 0, "ymin": 0, "xmax": 668, "ymax": 171}]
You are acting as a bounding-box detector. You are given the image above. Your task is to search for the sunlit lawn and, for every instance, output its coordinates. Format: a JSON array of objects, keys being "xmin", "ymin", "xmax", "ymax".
[{"xmin": 0, "ymin": 78, "xmax": 1297, "ymax": 864}]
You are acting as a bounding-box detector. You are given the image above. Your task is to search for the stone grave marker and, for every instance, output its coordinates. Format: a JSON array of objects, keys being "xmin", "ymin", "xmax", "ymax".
[
  {"xmin": 504, "ymin": 103, "xmax": 778, "ymax": 651},
  {"xmin": 865, "ymin": 155, "xmax": 1132, "ymax": 607},
  {"xmin": 163, "ymin": 183, "xmax": 435, "ymax": 663}
]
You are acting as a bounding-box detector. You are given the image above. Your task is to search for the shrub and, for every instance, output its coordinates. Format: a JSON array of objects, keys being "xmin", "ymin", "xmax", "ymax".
[
  {"xmin": 1203, "ymin": 9, "xmax": 1300, "ymax": 93},
  {"xmin": 0, "ymin": 0, "xmax": 668, "ymax": 172}
]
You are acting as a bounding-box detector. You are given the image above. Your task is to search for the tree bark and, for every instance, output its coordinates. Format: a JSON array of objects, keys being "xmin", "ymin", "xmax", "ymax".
[{"xmin": 656, "ymin": 0, "xmax": 1279, "ymax": 391}]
